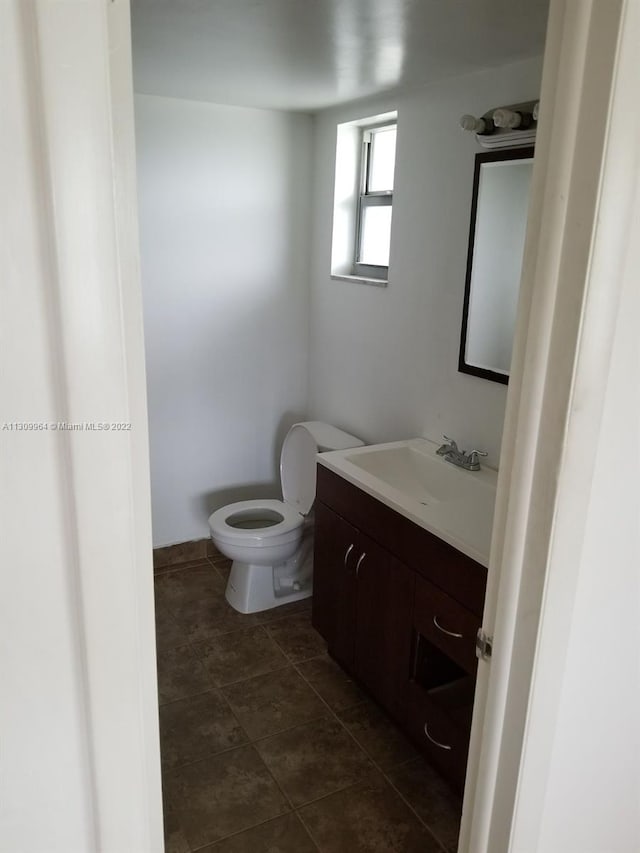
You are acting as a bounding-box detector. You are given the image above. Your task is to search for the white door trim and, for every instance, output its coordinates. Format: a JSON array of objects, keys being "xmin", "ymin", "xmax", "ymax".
[
  {"xmin": 461, "ymin": 0, "xmax": 637, "ymax": 849},
  {"xmin": 2, "ymin": 1, "xmax": 163, "ymax": 849}
]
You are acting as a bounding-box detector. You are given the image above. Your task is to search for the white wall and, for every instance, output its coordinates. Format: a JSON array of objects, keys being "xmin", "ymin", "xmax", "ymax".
[
  {"xmin": 135, "ymin": 95, "xmax": 312, "ymax": 546},
  {"xmin": 308, "ymin": 58, "xmax": 543, "ymax": 465}
]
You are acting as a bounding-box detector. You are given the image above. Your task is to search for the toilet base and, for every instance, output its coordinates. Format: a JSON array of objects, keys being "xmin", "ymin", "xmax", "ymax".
[{"xmin": 224, "ymin": 543, "xmax": 313, "ymax": 614}]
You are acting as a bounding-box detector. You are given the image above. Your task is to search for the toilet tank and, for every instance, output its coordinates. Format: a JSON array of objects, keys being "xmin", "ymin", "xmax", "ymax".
[{"xmin": 280, "ymin": 421, "xmax": 364, "ymax": 515}]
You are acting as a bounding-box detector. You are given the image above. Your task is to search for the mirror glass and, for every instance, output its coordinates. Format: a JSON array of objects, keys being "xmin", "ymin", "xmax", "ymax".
[{"xmin": 459, "ymin": 148, "xmax": 534, "ymax": 384}]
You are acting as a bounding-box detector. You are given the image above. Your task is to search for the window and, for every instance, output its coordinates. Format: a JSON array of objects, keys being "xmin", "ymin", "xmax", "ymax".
[
  {"xmin": 330, "ymin": 111, "xmax": 397, "ymax": 286},
  {"xmin": 354, "ymin": 122, "xmax": 397, "ymax": 279}
]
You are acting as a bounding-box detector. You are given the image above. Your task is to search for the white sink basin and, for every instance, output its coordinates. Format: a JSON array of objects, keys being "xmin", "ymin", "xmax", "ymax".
[
  {"xmin": 346, "ymin": 444, "xmax": 462, "ymax": 504},
  {"xmin": 317, "ymin": 438, "xmax": 497, "ymax": 566}
]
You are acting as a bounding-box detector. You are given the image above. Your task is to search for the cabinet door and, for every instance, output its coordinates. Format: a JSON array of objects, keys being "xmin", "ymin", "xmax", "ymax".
[
  {"xmin": 312, "ymin": 502, "xmax": 359, "ymax": 669},
  {"xmin": 355, "ymin": 543, "xmax": 414, "ymax": 722}
]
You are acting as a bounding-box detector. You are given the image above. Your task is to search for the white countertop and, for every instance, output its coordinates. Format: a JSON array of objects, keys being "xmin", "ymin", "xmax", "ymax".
[{"xmin": 317, "ymin": 438, "xmax": 497, "ymax": 568}]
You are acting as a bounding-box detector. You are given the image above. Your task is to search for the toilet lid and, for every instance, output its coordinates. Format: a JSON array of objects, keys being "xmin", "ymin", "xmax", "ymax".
[{"xmin": 280, "ymin": 424, "xmax": 318, "ymax": 515}]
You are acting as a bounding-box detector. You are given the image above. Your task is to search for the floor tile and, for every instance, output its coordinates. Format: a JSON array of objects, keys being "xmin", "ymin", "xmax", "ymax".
[
  {"xmin": 155, "ymin": 606, "xmax": 186, "ymax": 652},
  {"xmin": 163, "ymin": 817, "xmax": 190, "ymax": 853},
  {"xmin": 253, "ymin": 596, "xmax": 313, "ymax": 624},
  {"xmin": 167, "ymin": 745, "xmax": 290, "ymax": 849},
  {"xmin": 387, "ymin": 758, "xmax": 462, "ymax": 852},
  {"xmin": 155, "ymin": 563, "xmax": 224, "ymax": 612},
  {"xmin": 162, "ymin": 775, "xmax": 191, "ymax": 853},
  {"xmin": 296, "ymin": 654, "xmax": 365, "ymax": 711},
  {"xmin": 264, "ymin": 613, "xmax": 326, "ymax": 662},
  {"xmin": 299, "ymin": 773, "xmax": 442, "ymax": 853},
  {"xmin": 256, "ymin": 716, "xmax": 373, "ymax": 807},
  {"xmin": 194, "ymin": 626, "xmax": 288, "ymax": 687},
  {"xmin": 338, "ymin": 701, "xmax": 418, "ymax": 770},
  {"xmin": 153, "ymin": 546, "xmax": 171, "ymax": 571},
  {"xmin": 211, "ymin": 557, "xmax": 233, "ymax": 583},
  {"xmin": 200, "ymin": 812, "xmax": 318, "ymax": 852},
  {"xmin": 159, "ymin": 689, "xmax": 247, "ymax": 769},
  {"xmin": 157, "ymin": 644, "xmax": 212, "ymax": 705},
  {"xmin": 222, "ymin": 666, "xmax": 326, "ymax": 740},
  {"xmin": 166, "ymin": 539, "xmax": 209, "ymax": 565},
  {"xmin": 155, "ymin": 557, "xmax": 212, "ymax": 577},
  {"xmin": 170, "ymin": 595, "xmax": 265, "ymax": 644}
]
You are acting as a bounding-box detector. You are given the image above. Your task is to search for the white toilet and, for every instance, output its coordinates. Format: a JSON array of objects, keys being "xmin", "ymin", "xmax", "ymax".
[{"xmin": 208, "ymin": 421, "xmax": 364, "ymax": 614}]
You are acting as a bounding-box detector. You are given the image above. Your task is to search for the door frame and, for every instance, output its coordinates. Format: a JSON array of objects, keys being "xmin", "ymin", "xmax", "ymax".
[
  {"xmin": 2, "ymin": 1, "xmax": 163, "ymax": 849},
  {"xmin": 460, "ymin": 0, "xmax": 639, "ymax": 849}
]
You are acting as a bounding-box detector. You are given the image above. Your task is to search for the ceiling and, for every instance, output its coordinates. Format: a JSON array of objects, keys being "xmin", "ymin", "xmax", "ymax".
[{"xmin": 131, "ymin": 0, "xmax": 550, "ymax": 112}]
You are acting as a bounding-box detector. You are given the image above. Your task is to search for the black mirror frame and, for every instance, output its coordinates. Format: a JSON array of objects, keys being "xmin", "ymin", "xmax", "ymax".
[{"xmin": 458, "ymin": 146, "xmax": 535, "ymax": 386}]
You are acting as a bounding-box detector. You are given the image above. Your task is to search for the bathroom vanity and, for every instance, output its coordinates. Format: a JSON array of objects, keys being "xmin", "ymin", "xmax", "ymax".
[{"xmin": 311, "ymin": 439, "xmax": 496, "ymax": 793}]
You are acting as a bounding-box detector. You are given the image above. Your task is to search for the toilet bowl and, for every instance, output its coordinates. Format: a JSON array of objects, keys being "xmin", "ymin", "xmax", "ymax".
[{"xmin": 208, "ymin": 421, "xmax": 364, "ymax": 614}]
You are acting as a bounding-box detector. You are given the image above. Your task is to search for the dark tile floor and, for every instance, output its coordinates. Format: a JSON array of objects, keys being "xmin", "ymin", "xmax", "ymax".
[{"xmin": 155, "ymin": 552, "xmax": 462, "ymax": 852}]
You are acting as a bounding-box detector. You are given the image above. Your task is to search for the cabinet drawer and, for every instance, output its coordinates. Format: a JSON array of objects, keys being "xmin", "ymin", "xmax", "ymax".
[
  {"xmin": 406, "ymin": 681, "xmax": 471, "ymax": 793},
  {"xmin": 414, "ymin": 575, "xmax": 480, "ymax": 675}
]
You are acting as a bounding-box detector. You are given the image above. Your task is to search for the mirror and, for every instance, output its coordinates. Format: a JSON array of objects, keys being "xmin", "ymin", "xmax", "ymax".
[{"xmin": 459, "ymin": 147, "xmax": 534, "ymax": 384}]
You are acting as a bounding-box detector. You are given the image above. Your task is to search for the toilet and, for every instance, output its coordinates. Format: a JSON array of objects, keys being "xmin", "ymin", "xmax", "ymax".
[{"xmin": 208, "ymin": 421, "xmax": 364, "ymax": 614}]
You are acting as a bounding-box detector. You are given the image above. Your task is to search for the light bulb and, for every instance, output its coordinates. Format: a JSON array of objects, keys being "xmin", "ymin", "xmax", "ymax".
[
  {"xmin": 460, "ymin": 114, "xmax": 481, "ymax": 132},
  {"xmin": 459, "ymin": 114, "xmax": 496, "ymax": 135},
  {"xmin": 493, "ymin": 108, "xmax": 521, "ymax": 129}
]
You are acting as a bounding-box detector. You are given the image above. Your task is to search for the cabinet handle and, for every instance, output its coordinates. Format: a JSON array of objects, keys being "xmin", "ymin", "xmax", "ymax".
[
  {"xmin": 424, "ymin": 722, "xmax": 452, "ymax": 751},
  {"xmin": 433, "ymin": 615, "xmax": 464, "ymax": 639},
  {"xmin": 355, "ymin": 552, "xmax": 366, "ymax": 575},
  {"xmin": 344, "ymin": 543, "xmax": 355, "ymax": 568}
]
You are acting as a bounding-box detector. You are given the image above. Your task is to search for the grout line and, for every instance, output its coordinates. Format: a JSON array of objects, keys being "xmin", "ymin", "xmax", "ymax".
[
  {"xmin": 249, "ymin": 712, "xmax": 332, "ymax": 750},
  {"xmin": 292, "ymin": 811, "xmax": 323, "ymax": 853},
  {"xmin": 214, "ymin": 675, "xmax": 378, "ymax": 816},
  {"xmin": 294, "ymin": 810, "xmax": 324, "ymax": 852},
  {"xmin": 216, "ymin": 675, "xmax": 327, "ymax": 752},
  {"xmin": 198, "ymin": 661, "xmax": 294, "ymax": 691},
  {"xmin": 162, "ymin": 739, "xmax": 284, "ymax": 782},
  {"xmin": 155, "ymin": 576, "xmax": 312, "ymax": 849},
  {"xmin": 188, "ymin": 809, "xmax": 320, "ymax": 853},
  {"xmin": 382, "ymin": 773, "xmax": 450, "ymax": 852},
  {"xmin": 254, "ymin": 760, "xmax": 298, "ymax": 816},
  {"xmin": 292, "ymin": 658, "xmax": 450, "ymax": 851},
  {"xmin": 160, "ymin": 736, "xmax": 250, "ymax": 776},
  {"xmin": 154, "ymin": 558, "xmax": 214, "ymax": 576},
  {"xmin": 158, "ymin": 684, "xmax": 215, "ymax": 708},
  {"xmin": 155, "ymin": 577, "xmax": 453, "ymax": 851}
]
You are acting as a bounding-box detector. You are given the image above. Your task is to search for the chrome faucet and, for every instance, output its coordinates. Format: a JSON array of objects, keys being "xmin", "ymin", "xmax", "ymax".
[{"xmin": 436, "ymin": 435, "xmax": 488, "ymax": 471}]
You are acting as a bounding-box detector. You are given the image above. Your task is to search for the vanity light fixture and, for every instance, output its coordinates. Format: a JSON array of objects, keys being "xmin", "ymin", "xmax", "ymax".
[{"xmin": 459, "ymin": 100, "xmax": 538, "ymax": 149}]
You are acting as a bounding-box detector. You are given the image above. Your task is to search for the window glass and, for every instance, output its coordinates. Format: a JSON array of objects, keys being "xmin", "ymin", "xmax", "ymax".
[
  {"xmin": 359, "ymin": 206, "xmax": 392, "ymax": 266},
  {"xmin": 368, "ymin": 126, "xmax": 397, "ymax": 192}
]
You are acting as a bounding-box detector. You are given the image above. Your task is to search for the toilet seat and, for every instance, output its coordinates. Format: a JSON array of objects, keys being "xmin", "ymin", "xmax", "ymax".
[{"xmin": 208, "ymin": 499, "xmax": 304, "ymax": 549}]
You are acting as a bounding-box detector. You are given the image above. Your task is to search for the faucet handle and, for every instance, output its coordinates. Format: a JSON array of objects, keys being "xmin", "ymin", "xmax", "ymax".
[
  {"xmin": 437, "ymin": 435, "xmax": 458, "ymax": 456},
  {"xmin": 467, "ymin": 449, "xmax": 488, "ymax": 469}
]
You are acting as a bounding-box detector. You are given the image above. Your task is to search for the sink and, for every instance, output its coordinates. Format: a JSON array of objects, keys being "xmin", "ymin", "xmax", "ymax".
[
  {"xmin": 317, "ymin": 438, "xmax": 498, "ymax": 566},
  {"xmin": 345, "ymin": 444, "xmax": 461, "ymax": 505}
]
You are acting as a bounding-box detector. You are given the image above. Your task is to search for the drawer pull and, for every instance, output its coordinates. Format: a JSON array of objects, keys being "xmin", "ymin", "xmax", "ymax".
[
  {"xmin": 433, "ymin": 615, "xmax": 464, "ymax": 639},
  {"xmin": 424, "ymin": 722, "xmax": 452, "ymax": 751},
  {"xmin": 355, "ymin": 552, "xmax": 366, "ymax": 575},
  {"xmin": 344, "ymin": 543, "xmax": 355, "ymax": 568}
]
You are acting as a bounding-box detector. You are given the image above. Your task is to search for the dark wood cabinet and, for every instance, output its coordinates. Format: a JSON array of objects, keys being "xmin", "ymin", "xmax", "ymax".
[
  {"xmin": 354, "ymin": 547, "xmax": 414, "ymax": 722},
  {"xmin": 312, "ymin": 502, "xmax": 358, "ymax": 669},
  {"xmin": 408, "ymin": 574, "xmax": 481, "ymax": 790},
  {"xmin": 312, "ymin": 465, "xmax": 487, "ymax": 794},
  {"xmin": 312, "ymin": 501, "xmax": 414, "ymax": 720}
]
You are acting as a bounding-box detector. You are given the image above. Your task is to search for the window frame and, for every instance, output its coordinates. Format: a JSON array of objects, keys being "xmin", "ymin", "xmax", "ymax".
[{"xmin": 353, "ymin": 121, "xmax": 396, "ymax": 280}]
